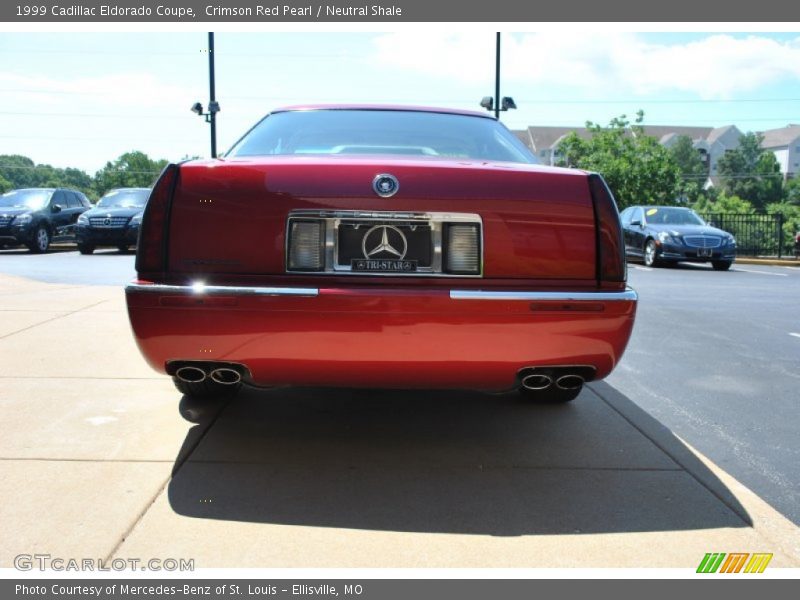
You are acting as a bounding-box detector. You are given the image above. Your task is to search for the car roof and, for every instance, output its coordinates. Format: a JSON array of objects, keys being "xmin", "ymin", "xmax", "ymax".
[
  {"xmin": 270, "ymin": 104, "xmax": 494, "ymax": 120},
  {"xmin": 634, "ymin": 205, "xmax": 693, "ymax": 210}
]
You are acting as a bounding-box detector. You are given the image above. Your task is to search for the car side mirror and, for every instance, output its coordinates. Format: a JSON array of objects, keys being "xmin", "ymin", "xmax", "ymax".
[
  {"xmin": 51, "ymin": 204, "xmax": 62, "ymax": 213},
  {"xmin": 630, "ymin": 219, "xmax": 642, "ymax": 226}
]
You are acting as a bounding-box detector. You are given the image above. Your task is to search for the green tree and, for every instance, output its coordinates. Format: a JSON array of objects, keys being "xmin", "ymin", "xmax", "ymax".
[
  {"xmin": 716, "ymin": 133, "xmax": 783, "ymax": 211},
  {"xmin": 783, "ymin": 177, "xmax": 800, "ymax": 206},
  {"xmin": 766, "ymin": 201, "xmax": 800, "ymax": 252},
  {"xmin": 0, "ymin": 154, "xmax": 38, "ymax": 188},
  {"xmin": 692, "ymin": 193, "xmax": 756, "ymax": 215},
  {"xmin": 0, "ymin": 173, "xmax": 12, "ymax": 193},
  {"xmin": 556, "ymin": 112, "xmax": 681, "ymax": 210},
  {"xmin": 669, "ymin": 135, "xmax": 709, "ymax": 204},
  {"xmin": 94, "ymin": 151, "xmax": 168, "ymax": 196},
  {"xmin": 0, "ymin": 154, "xmax": 95, "ymax": 198}
]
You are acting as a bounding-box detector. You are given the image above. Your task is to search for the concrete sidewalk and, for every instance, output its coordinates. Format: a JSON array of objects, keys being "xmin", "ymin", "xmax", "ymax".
[{"xmin": 0, "ymin": 273, "xmax": 798, "ymax": 569}]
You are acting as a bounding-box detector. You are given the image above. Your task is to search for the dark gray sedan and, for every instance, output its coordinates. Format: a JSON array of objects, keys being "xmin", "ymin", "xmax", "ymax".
[{"xmin": 620, "ymin": 206, "xmax": 737, "ymax": 270}]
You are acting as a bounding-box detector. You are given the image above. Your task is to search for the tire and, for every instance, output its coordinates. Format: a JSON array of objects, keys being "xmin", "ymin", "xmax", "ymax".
[
  {"xmin": 519, "ymin": 385, "xmax": 582, "ymax": 403},
  {"xmin": 712, "ymin": 260, "xmax": 732, "ymax": 271},
  {"xmin": 78, "ymin": 244, "xmax": 95, "ymax": 255},
  {"xmin": 643, "ymin": 239, "xmax": 661, "ymax": 267},
  {"xmin": 172, "ymin": 376, "xmax": 242, "ymax": 399},
  {"xmin": 27, "ymin": 226, "xmax": 50, "ymax": 253}
]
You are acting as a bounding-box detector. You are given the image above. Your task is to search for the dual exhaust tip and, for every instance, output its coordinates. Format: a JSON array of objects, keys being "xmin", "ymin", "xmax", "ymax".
[
  {"xmin": 175, "ymin": 364, "xmax": 243, "ymax": 385},
  {"xmin": 520, "ymin": 371, "xmax": 586, "ymax": 392}
]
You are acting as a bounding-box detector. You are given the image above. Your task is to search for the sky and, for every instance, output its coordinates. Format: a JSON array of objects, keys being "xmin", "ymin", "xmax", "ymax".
[{"xmin": 1, "ymin": 30, "xmax": 799, "ymax": 174}]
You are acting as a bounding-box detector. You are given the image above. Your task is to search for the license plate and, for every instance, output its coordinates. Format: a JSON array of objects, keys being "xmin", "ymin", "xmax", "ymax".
[
  {"xmin": 337, "ymin": 222, "xmax": 432, "ymax": 267},
  {"xmin": 352, "ymin": 259, "xmax": 418, "ymax": 272},
  {"xmin": 698, "ymin": 247, "xmax": 712, "ymax": 257}
]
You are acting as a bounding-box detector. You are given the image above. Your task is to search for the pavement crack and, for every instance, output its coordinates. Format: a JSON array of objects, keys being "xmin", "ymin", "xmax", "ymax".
[
  {"xmin": 0, "ymin": 299, "xmax": 109, "ymax": 339},
  {"xmin": 103, "ymin": 396, "xmax": 232, "ymax": 563}
]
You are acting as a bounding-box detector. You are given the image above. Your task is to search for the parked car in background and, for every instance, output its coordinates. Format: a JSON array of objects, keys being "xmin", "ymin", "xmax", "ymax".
[
  {"xmin": 126, "ymin": 105, "xmax": 637, "ymax": 404},
  {"xmin": 76, "ymin": 187, "xmax": 151, "ymax": 254},
  {"xmin": 0, "ymin": 188, "xmax": 91, "ymax": 253},
  {"xmin": 620, "ymin": 205, "xmax": 737, "ymax": 270}
]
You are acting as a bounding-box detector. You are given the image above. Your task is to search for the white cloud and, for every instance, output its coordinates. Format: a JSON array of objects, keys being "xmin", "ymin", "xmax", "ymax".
[
  {"xmin": 372, "ymin": 33, "xmax": 800, "ymax": 99},
  {"xmin": 0, "ymin": 71, "xmax": 193, "ymax": 109}
]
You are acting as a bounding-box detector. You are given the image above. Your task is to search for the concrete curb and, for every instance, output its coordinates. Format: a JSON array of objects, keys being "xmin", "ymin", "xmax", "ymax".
[{"xmin": 736, "ymin": 257, "xmax": 799, "ymax": 267}]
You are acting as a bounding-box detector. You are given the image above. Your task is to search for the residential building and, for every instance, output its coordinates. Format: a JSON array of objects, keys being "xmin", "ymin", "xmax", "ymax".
[{"xmin": 758, "ymin": 125, "xmax": 800, "ymax": 181}]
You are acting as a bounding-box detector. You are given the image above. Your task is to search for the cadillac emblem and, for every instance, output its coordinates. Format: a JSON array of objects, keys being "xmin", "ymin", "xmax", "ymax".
[{"xmin": 372, "ymin": 174, "xmax": 399, "ymax": 198}]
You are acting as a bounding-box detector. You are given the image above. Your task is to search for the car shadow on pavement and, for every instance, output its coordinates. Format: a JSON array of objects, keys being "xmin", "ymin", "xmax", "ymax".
[{"xmin": 167, "ymin": 383, "xmax": 751, "ymax": 536}]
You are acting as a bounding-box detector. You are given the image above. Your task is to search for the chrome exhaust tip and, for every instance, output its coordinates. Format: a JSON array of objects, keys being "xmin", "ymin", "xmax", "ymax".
[
  {"xmin": 175, "ymin": 365, "xmax": 207, "ymax": 383},
  {"xmin": 556, "ymin": 374, "xmax": 584, "ymax": 391},
  {"xmin": 209, "ymin": 367, "xmax": 242, "ymax": 386},
  {"xmin": 521, "ymin": 373, "xmax": 553, "ymax": 391}
]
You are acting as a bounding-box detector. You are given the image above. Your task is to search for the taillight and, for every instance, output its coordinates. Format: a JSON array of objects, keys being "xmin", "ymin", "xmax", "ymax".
[
  {"xmin": 444, "ymin": 224, "xmax": 481, "ymax": 275},
  {"xmin": 136, "ymin": 164, "xmax": 178, "ymax": 274},
  {"xmin": 588, "ymin": 174, "xmax": 626, "ymax": 283},
  {"xmin": 287, "ymin": 220, "xmax": 324, "ymax": 271}
]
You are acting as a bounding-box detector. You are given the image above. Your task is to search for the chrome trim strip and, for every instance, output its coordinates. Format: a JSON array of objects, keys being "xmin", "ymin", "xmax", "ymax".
[
  {"xmin": 449, "ymin": 288, "xmax": 638, "ymax": 302},
  {"xmin": 125, "ymin": 282, "xmax": 319, "ymax": 297}
]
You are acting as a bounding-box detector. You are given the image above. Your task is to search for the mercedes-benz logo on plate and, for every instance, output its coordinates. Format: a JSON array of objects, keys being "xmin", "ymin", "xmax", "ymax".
[
  {"xmin": 372, "ymin": 174, "xmax": 399, "ymax": 198},
  {"xmin": 362, "ymin": 224, "xmax": 408, "ymax": 260},
  {"xmin": 103, "ymin": 218, "xmax": 111, "ymax": 225}
]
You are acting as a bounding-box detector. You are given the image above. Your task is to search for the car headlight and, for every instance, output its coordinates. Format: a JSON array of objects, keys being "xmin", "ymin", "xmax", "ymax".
[
  {"xmin": 724, "ymin": 234, "xmax": 736, "ymax": 246},
  {"xmin": 657, "ymin": 231, "xmax": 676, "ymax": 244},
  {"xmin": 129, "ymin": 212, "xmax": 143, "ymax": 226},
  {"xmin": 77, "ymin": 213, "xmax": 90, "ymax": 226},
  {"xmin": 13, "ymin": 213, "xmax": 32, "ymax": 225}
]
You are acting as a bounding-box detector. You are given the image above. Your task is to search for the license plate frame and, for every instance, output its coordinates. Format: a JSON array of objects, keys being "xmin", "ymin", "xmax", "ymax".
[{"xmin": 285, "ymin": 210, "xmax": 483, "ymax": 277}]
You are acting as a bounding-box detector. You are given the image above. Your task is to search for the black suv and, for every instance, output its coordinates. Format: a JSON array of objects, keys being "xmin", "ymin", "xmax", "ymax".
[
  {"xmin": 0, "ymin": 188, "xmax": 91, "ymax": 253},
  {"xmin": 76, "ymin": 187, "xmax": 151, "ymax": 254}
]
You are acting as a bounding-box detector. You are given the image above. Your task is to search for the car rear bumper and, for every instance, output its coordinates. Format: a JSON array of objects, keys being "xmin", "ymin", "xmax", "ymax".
[{"xmin": 125, "ymin": 282, "xmax": 637, "ymax": 390}]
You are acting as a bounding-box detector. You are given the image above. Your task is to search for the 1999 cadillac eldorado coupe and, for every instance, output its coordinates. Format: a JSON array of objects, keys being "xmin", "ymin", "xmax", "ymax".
[{"xmin": 126, "ymin": 106, "xmax": 637, "ymax": 402}]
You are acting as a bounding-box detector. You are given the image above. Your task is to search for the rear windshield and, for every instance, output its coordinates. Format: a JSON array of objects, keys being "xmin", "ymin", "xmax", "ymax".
[
  {"xmin": 0, "ymin": 189, "xmax": 52, "ymax": 210},
  {"xmin": 227, "ymin": 110, "xmax": 536, "ymax": 164},
  {"xmin": 97, "ymin": 189, "xmax": 150, "ymax": 208}
]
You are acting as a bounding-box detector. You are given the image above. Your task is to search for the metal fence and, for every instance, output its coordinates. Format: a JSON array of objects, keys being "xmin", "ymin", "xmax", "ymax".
[{"xmin": 701, "ymin": 213, "xmax": 787, "ymax": 257}]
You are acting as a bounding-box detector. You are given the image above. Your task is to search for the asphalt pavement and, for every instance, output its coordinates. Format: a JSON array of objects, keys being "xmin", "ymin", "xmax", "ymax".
[
  {"xmin": 0, "ymin": 248, "xmax": 798, "ymax": 567},
  {"xmin": 609, "ymin": 261, "xmax": 800, "ymax": 525}
]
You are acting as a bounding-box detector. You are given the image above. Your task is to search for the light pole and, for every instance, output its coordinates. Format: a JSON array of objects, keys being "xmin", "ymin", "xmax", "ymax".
[
  {"xmin": 494, "ymin": 32, "xmax": 500, "ymax": 120},
  {"xmin": 208, "ymin": 32, "xmax": 218, "ymax": 158},
  {"xmin": 191, "ymin": 32, "xmax": 221, "ymax": 158},
  {"xmin": 480, "ymin": 32, "xmax": 516, "ymax": 119}
]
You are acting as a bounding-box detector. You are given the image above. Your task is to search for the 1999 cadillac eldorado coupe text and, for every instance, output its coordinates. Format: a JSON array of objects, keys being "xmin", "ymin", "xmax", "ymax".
[{"xmin": 125, "ymin": 106, "xmax": 637, "ymax": 403}]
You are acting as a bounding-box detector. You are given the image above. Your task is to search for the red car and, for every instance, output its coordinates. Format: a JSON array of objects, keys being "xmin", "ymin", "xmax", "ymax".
[{"xmin": 126, "ymin": 106, "xmax": 637, "ymax": 403}]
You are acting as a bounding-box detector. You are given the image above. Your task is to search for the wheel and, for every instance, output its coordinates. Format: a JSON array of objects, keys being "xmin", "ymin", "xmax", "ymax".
[
  {"xmin": 712, "ymin": 260, "xmax": 732, "ymax": 271},
  {"xmin": 172, "ymin": 376, "xmax": 242, "ymax": 399},
  {"xmin": 519, "ymin": 385, "xmax": 582, "ymax": 403},
  {"xmin": 117, "ymin": 245, "xmax": 128, "ymax": 253},
  {"xmin": 27, "ymin": 226, "xmax": 50, "ymax": 253},
  {"xmin": 78, "ymin": 244, "xmax": 95, "ymax": 255},
  {"xmin": 643, "ymin": 239, "xmax": 661, "ymax": 267}
]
